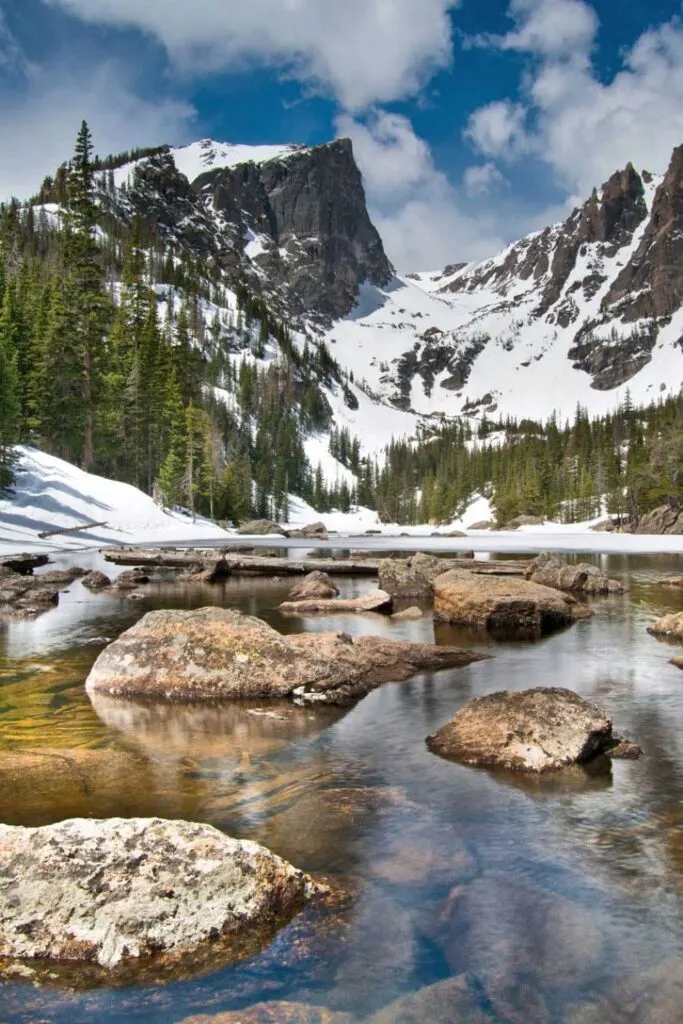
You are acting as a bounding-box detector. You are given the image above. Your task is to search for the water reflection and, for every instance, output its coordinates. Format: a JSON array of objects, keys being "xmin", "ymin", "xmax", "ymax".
[{"xmin": 2, "ymin": 551, "xmax": 683, "ymax": 1021}]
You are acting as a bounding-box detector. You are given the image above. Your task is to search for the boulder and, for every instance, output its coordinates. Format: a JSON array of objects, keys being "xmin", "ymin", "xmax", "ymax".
[
  {"xmin": 81, "ymin": 570, "xmax": 113, "ymax": 590},
  {"xmin": 590, "ymin": 518, "xmax": 616, "ymax": 532},
  {"xmin": 368, "ymin": 975, "xmax": 493, "ymax": 1024},
  {"xmin": 113, "ymin": 568, "xmax": 151, "ymax": 590},
  {"xmin": 288, "ymin": 571, "xmax": 339, "ymax": 602},
  {"xmin": 237, "ymin": 520, "xmax": 286, "ymax": 536},
  {"xmin": 278, "ymin": 590, "xmax": 392, "ymax": 616},
  {"xmin": 662, "ymin": 577, "xmax": 683, "ymax": 588},
  {"xmin": 287, "ymin": 522, "xmax": 329, "ymax": 540},
  {"xmin": 443, "ymin": 529, "xmax": 468, "ymax": 538},
  {"xmin": 671, "ymin": 656, "xmax": 683, "ymax": 669},
  {"xmin": 469, "ymin": 520, "xmax": 495, "ymax": 530},
  {"xmin": 0, "ymin": 567, "xmax": 59, "ymax": 618},
  {"xmin": 524, "ymin": 553, "xmax": 625, "ymax": 595},
  {"xmin": 85, "ymin": 608, "xmax": 486, "ymax": 706},
  {"xmin": 501, "ymin": 515, "xmax": 545, "ymax": 530},
  {"xmin": 648, "ymin": 612, "xmax": 683, "ymax": 640},
  {"xmin": 36, "ymin": 567, "xmax": 87, "ymax": 587},
  {"xmin": 427, "ymin": 687, "xmax": 639, "ymax": 772},
  {"xmin": 0, "ymin": 817, "xmax": 319, "ymax": 972},
  {"xmin": 434, "ymin": 569, "xmax": 591, "ymax": 638},
  {"xmin": 378, "ymin": 553, "xmax": 451, "ymax": 601},
  {"xmin": 634, "ymin": 505, "xmax": 683, "ymax": 534}
]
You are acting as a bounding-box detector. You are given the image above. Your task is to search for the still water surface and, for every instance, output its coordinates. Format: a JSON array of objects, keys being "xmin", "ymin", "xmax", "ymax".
[{"xmin": 1, "ymin": 550, "xmax": 683, "ymax": 1022}]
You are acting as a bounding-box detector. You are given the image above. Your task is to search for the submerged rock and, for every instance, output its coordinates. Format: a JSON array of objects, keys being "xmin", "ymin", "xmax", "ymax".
[
  {"xmin": 288, "ymin": 571, "xmax": 339, "ymax": 602},
  {"xmin": 179, "ymin": 1003, "xmax": 355, "ymax": 1023},
  {"xmin": 648, "ymin": 611, "xmax": 683, "ymax": 640},
  {"xmin": 391, "ymin": 606, "xmax": 425, "ymax": 621},
  {"xmin": 524, "ymin": 553, "xmax": 624, "ymax": 595},
  {"xmin": 368, "ymin": 975, "xmax": 493, "ymax": 1024},
  {"xmin": 278, "ymin": 590, "xmax": 392, "ymax": 616},
  {"xmin": 0, "ymin": 817, "xmax": 319, "ymax": 972},
  {"xmin": 427, "ymin": 687, "xmax": 638, "ymax": 772},
  {"xmin": 434, "ymin": 569, "xmax": 591, "ymax": 638},
  {"xmin": 85, "ymin": 608, "xmax": 485, "ymax": 706},
  {"xmin": 81, "ymin": 570, "xmax": 113, "ymax": 591}
]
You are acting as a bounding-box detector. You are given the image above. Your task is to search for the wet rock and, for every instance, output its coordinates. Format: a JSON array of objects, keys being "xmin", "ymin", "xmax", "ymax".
[
  {"xmin": 85, "ymin": 608, "xmax": 486, "ymax": 706},
  {"xmin": 647, "ymin": 611, "xmax": 683, "ymax": 640},
  {"xmin": 113, "ymin": 568, "xmax": 151, "ymax": 590},
  {"xmin": 662, "ymin": 576, "xmax": 683, "ymax": 588},
  {"xmin": 287, "ymin": 522, "xmax": 329, "ymax": 540},
  {"xmin": 563, "ymin": 956, "xmax": 683, "ymax": 1024},
  {"xmin": 277, "ymin": 590, "xmax": 392, "ymax": 616},
  {"xmin": 237, "ymin": 520, "xmax": 286, "ymax": 536},
  {"xmin": 0, "ymin": 553, "xmax": 50, "ymax": 575},
  {"xmin": 434, "ymin": 569, "xmax": 591, "ymax": 638},
  {"xmin": 0, "ymin": 568, "xmax": 59, "ymax": 618},
  {"xmin": 0, "ymin": 817, "xmax": 320, "ymax": 972},
  {"xmin": 37, "ymin": 567, "xmax": 88, "ymax": 587},
  {"xmin": 524, "ymin": 553, "xmax": 625, "ymax": 595},
  {"xmin": 81, "ymin": 570, "xmax": 113, "ymax": 591},
  {"xmin": 368, "ymin": 975, "xmax": 495, "ymax": 1024},
  {"xmin": 604, "ymin": 737, "xmax": 643, "ymax": 759},
  {"xmin": 288, "ymin": 572, "xmax": 339, "ymax": 602},
  {"xmin": 179, "ymin": 1004, "xmax": 355, "ymax": 1024},
  {"xmin": 427, "ymin": 687, "xmax": 630, "ymax": 772},
  {"xmin": 391, "ymin": 606, "xmax": 424, "ymax": 621}
]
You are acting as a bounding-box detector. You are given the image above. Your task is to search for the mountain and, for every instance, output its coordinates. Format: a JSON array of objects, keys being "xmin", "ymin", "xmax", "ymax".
[{"xmin": 329, "ymin": 149, "xmax": 683, "ymax": 424}]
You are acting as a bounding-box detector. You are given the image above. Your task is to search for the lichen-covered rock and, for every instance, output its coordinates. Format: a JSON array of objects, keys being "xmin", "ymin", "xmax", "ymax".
[
  {"xmin": 288, "ymin": 571, "xmax": 339, "ymax": 602},
  {"xmin": 426, "ymin": 687, "xmax": 635, "ymax": 772},
  {"xmin": 278, "ymin": 590, "xmax": 392, "ymax": 616},
  {"xmin": 85, "ymin": 608, "xmax": 485, "ymax": 706},
  {"xmin": 0, "ymin": 817, "xmax": 318, "ymax": 971},
  {"xmin": 434, "ymin": 569, "xmax": 591, "ymax": 638},
  {"xmin": 524, "ymin": 553, "xmax": 625, "ymax": 595},
  {"xmin": 81, "ymin": 570, "xmax": 113, "ymax": 590},
  {"xmin": 648, "ymin": 611, "xmax": 683, "ymax": 640}
]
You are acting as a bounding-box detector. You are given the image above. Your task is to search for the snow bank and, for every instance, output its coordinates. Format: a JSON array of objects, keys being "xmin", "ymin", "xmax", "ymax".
[{"xmin": 0, "ymin": 448, "xmax": 229, "ymax": 555}]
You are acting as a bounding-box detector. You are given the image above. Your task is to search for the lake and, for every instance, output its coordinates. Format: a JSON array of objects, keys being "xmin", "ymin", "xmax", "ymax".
[{"xmin": 1, "ymin": 548, "xmax": 683, "ymax": 1022}]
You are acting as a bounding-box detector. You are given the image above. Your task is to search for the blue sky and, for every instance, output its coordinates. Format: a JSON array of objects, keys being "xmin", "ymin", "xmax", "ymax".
[{"xmin": 1, "ymin": 0, "xmax": 683, "ymax": 269}]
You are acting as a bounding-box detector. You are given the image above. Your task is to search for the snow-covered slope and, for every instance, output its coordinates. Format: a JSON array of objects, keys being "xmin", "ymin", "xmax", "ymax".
[
  {"xmin": 113, "ymin": 139, "xmax": 304, "ymax": 189},
  {"xmin": 325, "ymin": 156, "xmax": 683, "ymax": 423},
  {"xmin": 0, "ymin": 448, "xmax": 229, "ymax": 555}
]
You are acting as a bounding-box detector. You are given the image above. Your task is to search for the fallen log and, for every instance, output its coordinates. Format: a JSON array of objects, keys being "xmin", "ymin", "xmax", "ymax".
[
  {"xmin": 38, "ymin": 521, "xmax": 108, "ymax": 539},
  {"xmin": 102, "ymin": 548, "xmax": 380, "ymax": 576},
  {"xmin": 277, "ymin": 590, "xmax": 392, "ymax": 615}
]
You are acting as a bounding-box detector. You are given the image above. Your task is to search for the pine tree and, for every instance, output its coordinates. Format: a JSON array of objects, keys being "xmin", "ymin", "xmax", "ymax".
[{"xmin": 0, "ymin": 316, "xmax": 21, "ymax": 486}]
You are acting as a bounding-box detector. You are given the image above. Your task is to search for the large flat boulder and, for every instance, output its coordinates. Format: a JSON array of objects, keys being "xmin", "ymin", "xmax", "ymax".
[
  {"xmin": 427, "ymin": 687, "xmax": 638, "ymax": 772},
  {"xmin": 85, "ymin": 608, "xmax": 486, "ymax": 706},
  {"xmin": 278, "ymin": 590, "xmax": 392, "ymax": 616},
  {"xmin": 434, "ymin": 569, "xmax": 591, "ymax": 638},
  {"xmin": 524, "ymin": 553, "xmax": 625, "ymax": 595},
  {"xmin": 0, "ymin": 817, "xmax": 319, "ymax": 972},
  {"xmin": 648, "ymin": 611, "xmax": 683, "ymax": 640}
]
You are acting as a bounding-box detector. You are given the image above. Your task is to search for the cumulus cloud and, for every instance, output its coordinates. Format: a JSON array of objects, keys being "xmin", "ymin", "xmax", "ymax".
[
  {"xmin": 463, "ymin": 162, "xmax": 507, "ymax": 197},
  {"xmin": 337, "ymin": 111, "xmax": 505, "ymax": 270},
  {"xmin": 46, "ymin": 0, "xmax": 459, "ymax": 112},
  {"xmin": 468, "ymin": 0, "xmax": 683, "ymax": 197},
  {"xmin": 0, "ymin": 62, "xmax": 195, "ymax": 199}
]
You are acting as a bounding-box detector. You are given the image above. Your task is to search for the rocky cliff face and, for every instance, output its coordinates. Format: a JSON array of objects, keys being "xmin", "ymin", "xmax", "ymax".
[{"xmin": 107, "ymin": 139, "xmax": 392, "ymax": 325}]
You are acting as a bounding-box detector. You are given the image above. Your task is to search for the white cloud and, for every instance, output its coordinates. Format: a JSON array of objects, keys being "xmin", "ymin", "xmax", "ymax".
[
  {"xmin": 498, "ymin": 0, "xmax": 598, "ymax": 58},
  {"xmin": 463, "ymin": 162, "xmax": 507, "ymax": 197},
  {"xmin": 466, "ymin": 100, "xmax": 528, "ymax": 159},
  {"xmin": 0, "ymin": 63, "xmax": 195, "ymax": 200},
  {"xmin": 468, "ymin": 1, "xmax": 683, "ymax": 198},
  {"xmin": 46, "ymin": 0, "xmax": 460, "ymax": 112},
  {"xmin": 337, "ymin": 111, "xmax": 506, "ymax": 271}
]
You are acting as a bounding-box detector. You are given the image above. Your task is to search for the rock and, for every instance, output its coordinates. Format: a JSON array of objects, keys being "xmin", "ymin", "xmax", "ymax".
[
  {"xmin": 0, "ymin": 817, "xmax": 319, "ymax": 972},
  {"xmin": 378, "ymin": 553, "xmax": 450, "ymax": 601},
  {"xmin": 442, "ymin": 529, "xmax": 468, "ymax": 538},
  {"xmin": 662, "ymin": 576, "xmax": 683, "ymax": 588},
  {"xmin": 179, "ymin": 1004, "xmax": 355, "ymax": 1024},
  {"xmin": 524, "ymin": 553, "xmax": 625, "ymax": 595},
  {"xmin": 0, "ymin": 553, "xmax": 50, "ymax": 575},
  {"xmin": 288, "ymin": 571, "xmax": 339, "ymax": 602},
  {"xmin": 502, "ymin": 515, "xmax": 545, "ymax": 530},
  {"xmin": 287, "ymin": 522, "xmax": 329, "ymax": 540},
  {"xmin": 368, "ymin": 975, "xmax": 494, "ymax": 1024},
  {"xmin": 426, "ymin": 687, "xmax": 630, "ymax": 772},
  {"xmin": 364, "ymin": 529, "xmax": 382, "ymax": 536},
  {"xmin": 85, "ymin": 608, "xmax": 485, "ymax": 706},
  {"xmin": 236, "ymin": 520, "xmax": 286, "ymax": 536},
  {"xmin": 562, "ymin": 956, "xmax": 683, "ymax": 1024},
  {"xmin": 81, "ymin": 570, "xmax": 113, "ymax": 590},
  {"xmin": 648, "ymin": 612, "xmax": 683, "ymax": 640},
  {"xmin": 113, "ymin": 568, "xmax": 151, "ymax": 590},
  {"xmin": 391, "ymin": 606, "xmax": 424, "ymax": 621},
  {"xmin": 469, "ymin": 520, "xmax": 495, "ymax": 530},
  {"xmin": 433, "ymin": 569, "xmax": 591, "ymax": 638},
  {"xmin": 634, "ymin": 504, "xmax": 683, "ymax": 534},
  {"xmin": 0, "ymin": 568, "xmax": 59, "ymax": 618},
  {"xmin": 670, "ymin": 656, "xmax": 683, "ymax": 669},
  {"xmin": 37, "ymin": 567, "xmax": 87, "ymax": 587},
  {"xmin": 605, "ymin": 737, "xmax": 643, "ymax": 759},
  {"xmin": 590, "ymin": 518, "xmax": 616, "ymax": 532},
  {"xmin": 176, "ymin": 566, "xmax": 216, "ymax": 582},
  {"xmin": 277, "ymin": 590, "xmax": 392, "ymax": 616}
]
